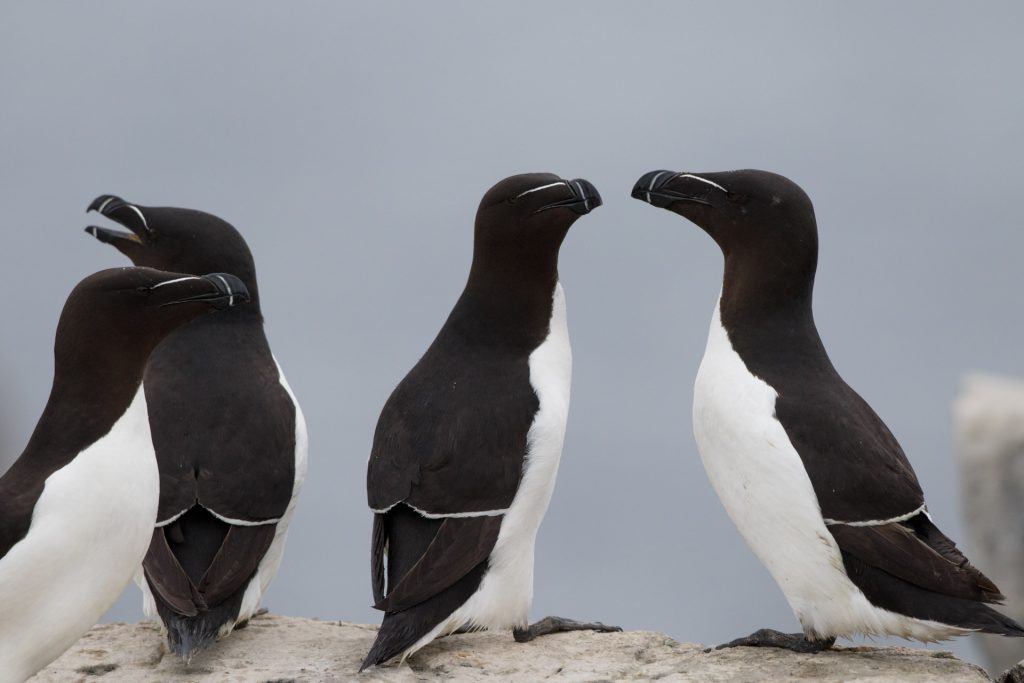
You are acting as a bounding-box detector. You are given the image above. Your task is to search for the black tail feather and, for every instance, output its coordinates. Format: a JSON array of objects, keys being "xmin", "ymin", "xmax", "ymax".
[
  {"xmin": 371, "ymin": 513, "xmax": 387, "ymax": 606},
  {"xmin": 153, "ymin": 576, "xmax": 248, "ymax": 659},
  {"xmin": 163, "ymin": 613, "xmax": 218, "ymax": 660},
  {"xmin": 360, "ymin": 561, "xmax": 487, "ymax": 670},
  {"xmin": 841, "ymin": 551, "xmax": 1024, "ymax": 637}
]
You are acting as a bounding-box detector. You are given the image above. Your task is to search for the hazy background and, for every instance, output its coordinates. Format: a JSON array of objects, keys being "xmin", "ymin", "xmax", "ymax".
[{"xmin": 2, "ymin": 0, "xmax": 1022, "ymax": 670}]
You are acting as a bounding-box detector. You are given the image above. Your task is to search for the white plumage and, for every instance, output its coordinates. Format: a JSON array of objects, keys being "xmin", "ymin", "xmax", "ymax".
[
  {"xmin": 0, "ymin": 387, "xmax": 159, "ymax": 683},
  {"xmin": 692, "ymin": 297, "xmax": 964, "ymax": 642}
]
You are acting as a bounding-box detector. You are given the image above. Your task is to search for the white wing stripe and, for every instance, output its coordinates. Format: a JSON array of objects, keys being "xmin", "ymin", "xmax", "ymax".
[
  {"xmin": 370, "ymin": 502, "xmax": 508, "ymax": 519},
  {"xmin": 823, "ymin": 503, "xmax": 926, "ymax": 527}
]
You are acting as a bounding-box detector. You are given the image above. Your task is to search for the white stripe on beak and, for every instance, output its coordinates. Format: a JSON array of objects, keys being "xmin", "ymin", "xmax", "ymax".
[
  {"xmin": 646, "ymin": 171, "xmax": 669, "ymax": 204},
  {"xmin": 96, "ymin": 197, "xmax": 116, "ymax": 214},
  {"xmin": 215, "ymin": 274, "xmax": 234, "ymax": 307},
  {"xmin": 574, "ymin": 181, "xmax": 588, "ymax": 210}
]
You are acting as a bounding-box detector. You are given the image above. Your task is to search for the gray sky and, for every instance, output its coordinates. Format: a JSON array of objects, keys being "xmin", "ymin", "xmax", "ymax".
[{"xmin": 2, "ymin": 0, "xmax": 1023, "ymax": 670}]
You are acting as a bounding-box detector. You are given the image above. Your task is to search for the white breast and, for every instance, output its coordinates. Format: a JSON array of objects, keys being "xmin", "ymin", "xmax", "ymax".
[
  {"xmin": 0, "ymin": 387, "xmax": 159, "ymax": 682},
  {"xmin": 693, "ymin": 298, "xmax": 962, "ymax": 641},
  {"xmin": 406, "ymin": 281, "xmax": 572, "ymax": 654}
]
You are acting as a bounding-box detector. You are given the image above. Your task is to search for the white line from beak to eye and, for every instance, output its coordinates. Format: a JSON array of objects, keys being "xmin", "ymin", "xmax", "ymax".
[
  {"xmin": 676, "ymin": 173, "xmax": 727, "ymax": 193},
  {"xmin": 151, "ymin": 276, "xmax": 203, "ymax": 289},
  {"xmin": 97, "ymin": 197, "xmax": 116, "ymax": 214},
  {"xmin": 215, "ymin": 274, "xmax": 234, "ymax": 307},
  {"xmin": 646, "ymin": 171, "xmax": 669, "ymax": 204},
  {"xmin": 125, "ymin": 204, "xmax": 150, "ymax": 232},
  {"xmin": 514, "ymin": 181, "xmax": 567, "ymax": 200}
]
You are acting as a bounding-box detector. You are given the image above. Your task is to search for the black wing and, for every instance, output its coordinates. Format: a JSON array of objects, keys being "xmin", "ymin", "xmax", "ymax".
[
  {"xmin": 139, "ymin": 325, "xmax": 296, "ymax": 642},
  {"xmin": 375, "ymin": 514, "xmax": 502, "ymax": 612},
  {"xmin": 831, "ymin": 512, "xmax": 1023, "ymax": 634},
  {"xmin": 724, "ymin": 306, "xmax": 1020, "ymax": 633},
  {"xmin": 774, "ymin": 374, "xmax": 924, "ymax": 523},
  {"xmin": 362, "ymin": 505, "xmax": 500, "ymax": 669},
  {"xmin": 366, "ymin": 326, "xmax": 539, "ymax": 613},
  {"xmin": 144, "ymin": 327, "xmax": 297, "ymax": 523},
  {"xmin": 724, "ymin": 311, "xmax": 925, "ymax": 523},
  {"xmin": 143, "ymin": 510, "xmax": 277, "ymax": 616},
  {"xmin": 829, "ymin": 513, "xmax": 1002, "ymax": 602},
  {"xmin": 367, "ymin": 333, "xmax": 538, "ymax": 516},
  {"xmin": 777, "ymin": 380, "xmax": 1020, "ymax": 633}
]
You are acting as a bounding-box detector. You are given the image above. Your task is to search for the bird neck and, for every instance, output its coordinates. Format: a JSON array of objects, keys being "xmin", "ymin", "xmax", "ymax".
[
  {"xmin": 21, "ymin": 350, "xmax": 145, "ymax": 466},
  {"xmin": 454, "ymin": 252, "xmax": 559, "ymax": 349},
  {"xmin": 720, "ymin": 240, "xmax": 818, "ymax": 321},
  {"xmin": 718, "ymin": 251, "xmax": 831, "ymax": 372}
]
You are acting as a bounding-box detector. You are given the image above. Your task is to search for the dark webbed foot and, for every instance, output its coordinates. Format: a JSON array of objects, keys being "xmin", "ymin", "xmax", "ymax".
[
  {"xmin": 999, "ymin": 661, "xmax": 1024, "ymax": 683},
  {"xmin": 714, "ymin": 628, "xmax": 835, "ymax": 653},
  {"xmin": 513, "ymin": 616, "xmax": 623, "ymax": 643},
  {"xmin": 233, "ymin": 607, "xmax": 270, "ymax": 631}
]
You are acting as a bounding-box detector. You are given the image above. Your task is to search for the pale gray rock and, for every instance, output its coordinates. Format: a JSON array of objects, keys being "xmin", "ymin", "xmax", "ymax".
[
  {"xmin": 33, "ymin": 614, "xmax": 989, "ymax": 682},
  {"xmin": 955, "ymin": 374, "xmax": 1024, "ymax": 674}
]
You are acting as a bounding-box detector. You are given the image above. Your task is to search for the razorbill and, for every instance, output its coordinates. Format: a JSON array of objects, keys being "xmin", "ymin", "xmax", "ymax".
[
  {"xmin": 631, "ymin": 168, "xmax": 1024, "ymax": 651},
  {"xmin": 362, "ymin": 173, "xmax": 618, "ymax": 669},
  {"xmin": 0, "ymin": 267, "xmax": 247, "ymax": 682},
  {"xmin": 85, "ymin": 195, "xmax": 307, "ymax": 658}
]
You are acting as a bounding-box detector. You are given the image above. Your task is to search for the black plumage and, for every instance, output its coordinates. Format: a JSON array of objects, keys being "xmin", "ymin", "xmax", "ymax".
[
  {"xmin": 632, "ymin": 168, "xmax": 1023, "ymax": 645},
  {"xmin": 85, "ymin": 196, "xmax": 302, "ymax": 657},
  {"xmin": 363, "ymin": 174, "xmax": 603, "ymax": 669},
  {"xmin": 0, "ymin": 267, "xmax": 247, "ymax": 680},
  {"xmin": 0, "ymin": 269, "xmax": 247, "ymax": 561}
]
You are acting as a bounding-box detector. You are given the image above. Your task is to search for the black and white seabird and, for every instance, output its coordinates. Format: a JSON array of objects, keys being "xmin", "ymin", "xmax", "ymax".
[
  {"xmin": 631, "ymin": 169, "xmax": 1024, "ymax": 651},
  {"xmin": 85, "ymin": 196, "xmax": 307, "ymax": 658},
  {"xmin": 362, "ymin": 173, "xmax": 618, "ymax": 669},
  {"xmin": 0, "ymin": 267, "xmax": 247, "ymax": 682}
]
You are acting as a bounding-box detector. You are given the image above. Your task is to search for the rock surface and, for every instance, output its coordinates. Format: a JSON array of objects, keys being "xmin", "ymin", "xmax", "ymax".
[
  {"xmin": 955, "ymin": 374, "xmax": 1024, "ymax": 674},
  {"xmin": 34, "ymin": 614, "xmax": 990, "ymax": 682}
]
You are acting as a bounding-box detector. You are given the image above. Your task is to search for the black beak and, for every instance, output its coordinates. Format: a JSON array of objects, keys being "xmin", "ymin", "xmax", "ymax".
[
  {"xmin": 163, "ymin": 273, "xmax": 250, "ymax": 310},
  {"xmin": 631, "ymin": 171, "xmax": 713, "ymax": 209},
  {"xmin": 85, "ymin": 224, "xmax": 142, "ymax": 245},
  {"xmin": 86, "ymin": 194, "xmax": 154, "ymax": 244},
  {"xmin": 536, "ymin": 178, "xmax": 603, "ymax": 215}
]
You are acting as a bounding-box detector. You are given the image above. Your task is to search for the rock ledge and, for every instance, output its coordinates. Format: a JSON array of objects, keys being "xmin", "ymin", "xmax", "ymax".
[{"xmin": 34, "ymin": 614, "xmax": 991, "ymax": 682}]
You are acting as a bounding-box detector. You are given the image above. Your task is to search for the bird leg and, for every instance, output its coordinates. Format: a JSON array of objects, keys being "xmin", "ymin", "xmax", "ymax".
[
  {"xmin": 998, "ymin": 661, "xmax": 1024, "ymax": 683},
  {"xmin": 513, "ymin": 616, "xmax": 622, "ymax": 643},
  {"xmin": 714, "ymin": 628, "xmax": 835, "ymax": 653},
  {"xmin": 233, "ymin": 607, "xmax": 269, "ymax": 631}
]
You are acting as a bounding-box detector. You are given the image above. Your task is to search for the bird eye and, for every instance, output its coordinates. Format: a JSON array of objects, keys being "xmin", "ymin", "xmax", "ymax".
[{"xmin": 726, "ymin": 192, "xmax": 745, "ymax": 203}]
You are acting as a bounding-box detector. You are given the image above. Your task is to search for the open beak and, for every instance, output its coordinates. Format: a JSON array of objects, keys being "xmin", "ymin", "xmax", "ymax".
[
  {"xmin": 536, "ymin": 178, "xmax": 603, "ymax": 215},
  {"xmin": 85, "ymin": 195, "xmax": 154, "ymax": 249},
  {"xmin": 631, "ymin": 171, "xmax": 714, "ymax": 209},
  {"xmin": 86, "ymin": 224, "xmax": 142, "ymax": 245}
]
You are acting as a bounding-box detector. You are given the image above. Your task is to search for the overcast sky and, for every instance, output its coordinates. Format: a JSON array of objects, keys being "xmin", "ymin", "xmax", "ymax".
[{"xmin": 2, "ymin": 0, "xmax": 1023, "ymax": 671}]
